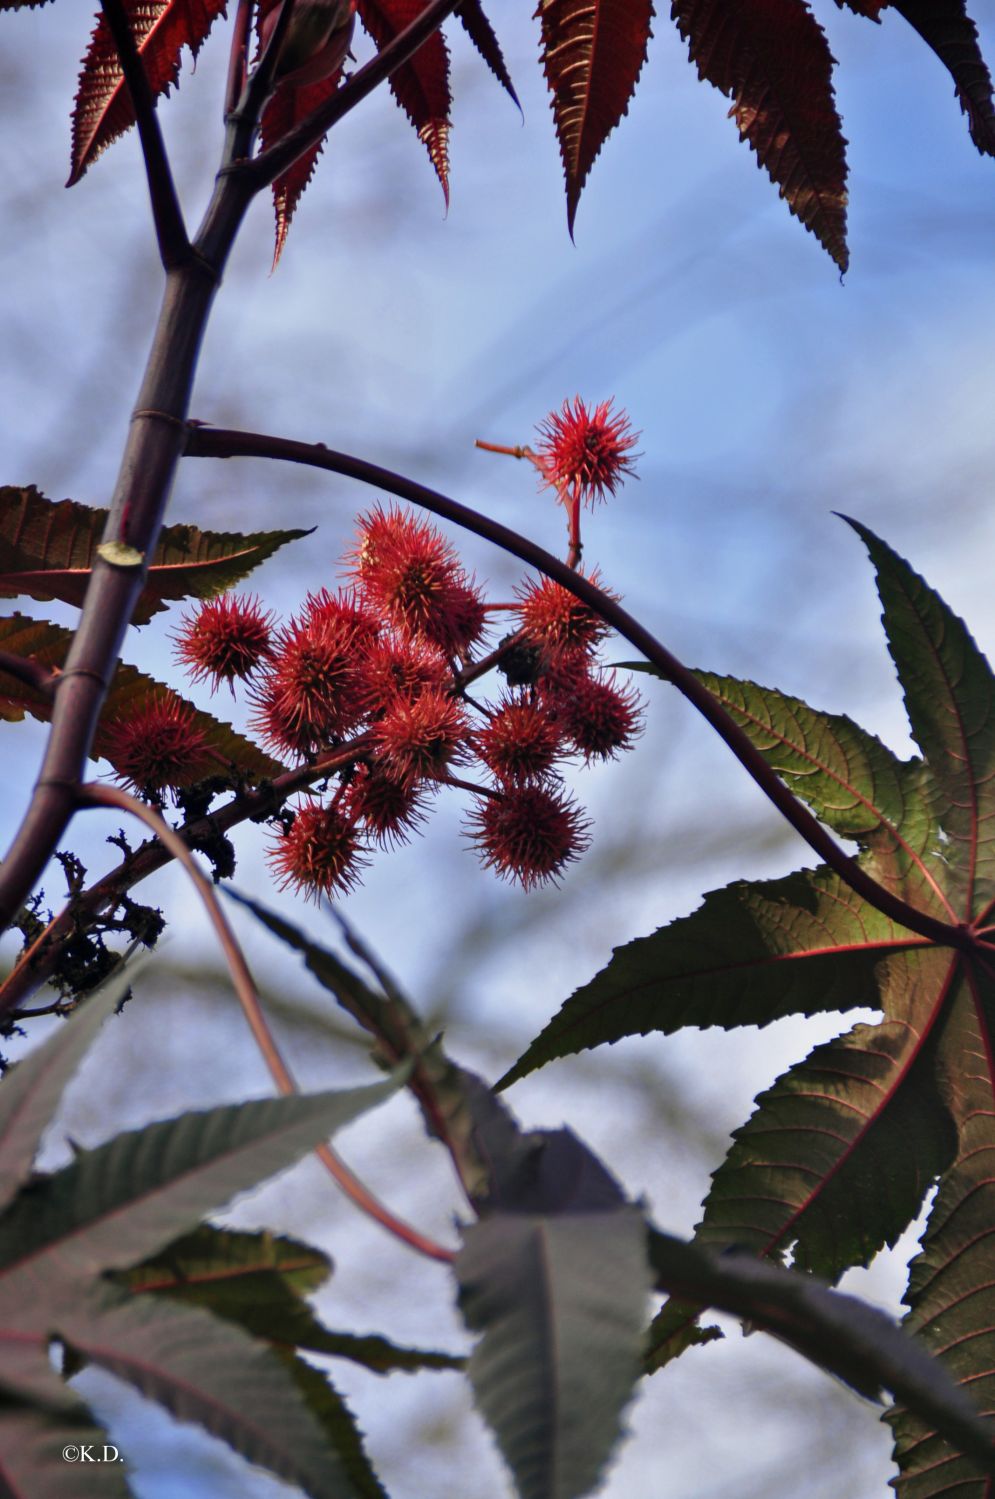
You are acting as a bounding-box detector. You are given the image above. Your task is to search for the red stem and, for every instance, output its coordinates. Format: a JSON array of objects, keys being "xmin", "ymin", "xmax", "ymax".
[{"xmin": 76, "ymin": 780, "xmax": 454, "ymax": 1263}]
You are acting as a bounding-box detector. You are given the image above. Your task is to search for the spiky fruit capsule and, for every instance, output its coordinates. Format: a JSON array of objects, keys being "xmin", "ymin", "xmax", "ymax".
[
  {"xmin": 102, "ymin": 695, "xmax": 211, "ymax": 796},
  {"xmin": 473, "ymin": 699, "xmax": 564, "ymax": 785},
  {"xmin": 467, "ymin": 783, "xmax": 590, "ymax": 888},
  {"xmin": 349, "ymin": 505, "xmax": 484, "ymax": 654},
  {"xmin": 372, "ymin": 686, "xmax": 468, "ymax": 785},
  {"xmin": 554, "ymin": 670, "xmax": 644, "ymax": 761},
  {"xmin": 515, "ymin": 574, "xmax": 611, "ymax": 654},
  {"xmin": 535, "ymin": 397, "xmax": 639, "ymax": 506},
  {"xmin": 249, "ymin": 613, "xmax": 365, "ymax": 757},
  {"xmin": 267, "ymin": 799, "xmax": 368, "ymax": 900},
  {"xmin": 345, "ymin": 763, "xmax": 431, "ymax": 847},
  {"xmin": 173, "ymin": 593, "xmax": 274, "ymax": 693},
  {"xmin": 359, "ymin": 633, "xmax": 450, "ymax": 715}
]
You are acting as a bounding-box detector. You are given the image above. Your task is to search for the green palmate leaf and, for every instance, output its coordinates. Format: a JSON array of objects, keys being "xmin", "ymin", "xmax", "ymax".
[
  {"xmin": 0, "ymin": 614, "xmax": 283, "ymax": 780},
  {"xmin": 847, "ymin": 517, "xmax": 995, "ymax": 907},
  {"xmin": 120, "ymin": 1225, "xmax": 462, "ymax": 1373},
  {"xmin": 886, "ymin": 973, "xmax": 995, "ymax": 1497},
  {"xmin": 58, "ymin": 1289, "xmax": 373, "ymax": 1499},
  {"xmin": 0, "ymin": 1402, "xmax": 133, "ymax": 1499},
  {"xmin": 456, "ymin": 1206, "xmax": 652, "ymax": 1499},
  {"xmin": 0, "ymin": 968, "xmax": 130, "ymax": 1216},
  {"xmin": 521, "ymin": 524, "xmax": 995, "ymax": 1488},
  {"xmin": 0, "ymin": 485, "xmax": 309, "ymax": 624},
  {"xmin": 679, "ymin": 1011, "xmax": 956, "ymax": 1290},
  {"xmin": 497, "ymin": 863, "xmax": 927, "ymax": 1088},
  {"xmin": 0, "ymin": 1074, "xmax": 403, "ymax": 1291},
  {"xmin": 646, "ymin": 1230, "xmax": 995, "ymax": 1473},
  {"xmin": 275, "ymin": 1353, "xmax": 388, "ymax": 1499},
  {"xmin": 230, "ymin": 890, "xmax": 504, "ymax": 1205}
]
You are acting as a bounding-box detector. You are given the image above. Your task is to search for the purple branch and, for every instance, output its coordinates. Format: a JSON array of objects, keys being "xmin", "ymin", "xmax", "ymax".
[
  {"xmin": 245, "ymin": 0, "xmax": 463, "ymax": 189},
  {"xmin": 97, "ymin": 0, "xmax": 189, "ymax": 269},
  {"xmin": 184, "ymin": 422, "xmax": 972, "ymax": 953},
  {"xmin": 0, "ymin": 652, "xmax": 57, "ymax": 698}
]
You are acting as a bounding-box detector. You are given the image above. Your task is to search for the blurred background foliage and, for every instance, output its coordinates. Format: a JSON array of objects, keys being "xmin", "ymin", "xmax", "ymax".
[{"xmin": 2, "ymin": 4, "xmax": 995, "ymax": 1495}]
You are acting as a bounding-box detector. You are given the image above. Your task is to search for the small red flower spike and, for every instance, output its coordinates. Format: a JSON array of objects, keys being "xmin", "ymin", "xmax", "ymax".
[
  {"xmin": 515, "ymin": 573, "xmax": 612, "ymax": 654},
  {"xmin": 535, "ymin": 397, "xmax": 639, "ymax": 507},
  {"xmin": 345, "ymin": 763, "xmax": 432, "ymax": 847},
  {"xmin": 467, "ymin": 783, "xmax": 591, "ymax": 889},
  {"xmin": 474, "ymin": 698, "xmax": 565, "ymax": 785},
  {"xmin": 173, "ymin": 593, "xmax": 274, "ymax": 694},
  {"xmin": 373, "ymin": 686, "xmax": 468, "ymax": 785},
  {"xmin": 268, "ymin": 799, "xmax": 368, "ymax": 901},
  {"xmin": 102, "ymin": 695, "xmax": 211, "ymax": 796},
  {"xmin": 250, "ymin": 613, "xmax": 365, "ymax": 757},
  {"xmin": 555, "ymin": 670, "xmax": 644, "ymax": 761}
]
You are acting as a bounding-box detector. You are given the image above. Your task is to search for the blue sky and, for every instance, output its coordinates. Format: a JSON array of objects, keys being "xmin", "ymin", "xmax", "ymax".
[{"xmin": 3, "ymin": 5, "xmax": 995, "ymax": 1497}]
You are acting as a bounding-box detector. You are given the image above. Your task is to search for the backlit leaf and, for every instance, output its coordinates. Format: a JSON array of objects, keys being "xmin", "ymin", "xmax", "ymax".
[
  {"xmin": 536, "ymin": 0, "xmax": 654, "ymax": 235},
  {"xmin": 356, "ymin": 0, "xmax": 451, "ymax": 199},
  {"xmin": 60, "ymin": 1288, "xmax": 373, "ymax": 1499},
  {"xmin": 456, "ymin": 1206, "xmax": 652, "ymax": 1499},
  {"xmin": 456, "ymin": 0, "xmax": 519, "ymax": 105},
  {"xmin": 261, "ymin": 73, "xmax": 345, "ymax": 268},
  {"xmin": 671, "ymin": 0, "xmax": 849, "ymax": 271},
  {"xmin": 68, "ymin": 0, "xmax": 230, "ymax": 184},
  {"xmin": 0, "ymin": 613, "xmax": 284, "ymax": 781},
  {"xmin": 0, "ymin": 485, "xmax": 309, "ymax": 624},
  {"xmin": 518, "ymin": 524, "xmax": 995, "ymax": 1489},
  {"xmin": 889, "ymin": 1, "xmax": 995, "ymax": 156},
  {"xmin": 0, "ymin": 1405, "xmax": 132, "ymax": 1499}
]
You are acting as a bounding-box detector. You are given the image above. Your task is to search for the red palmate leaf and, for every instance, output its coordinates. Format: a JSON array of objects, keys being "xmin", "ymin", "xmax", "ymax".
[
  {"xmin": 672, "ymin": 0, "xmax": 849, "ymax": 272},
  {"xmin": 68, "ymin": 0, "xmax": 229, "ymax": 185},
  {"xmin": 260, "ymin": 73, "xmax": 344, "ymax": 267},
  {"xmin": 455, "ymin": 0, "xmax": 518, "ymax": 106},
  {"xmin": 356, "ymin": 0, "xmax": 451, "ymax": 200},
  {"xmin": 889, "ymin": 1, "xmax": 995, "ymax": 156},
  {"xmin": 536, "ymin": 0, "xmax": 655, "ymax": 236},
  {"xmin": 835, "ymin": 0, "xmax": 885, "ymax": 16},
  {"xmin": 0, "ymin": 485, "xmax": 309, "ymax": 624}
]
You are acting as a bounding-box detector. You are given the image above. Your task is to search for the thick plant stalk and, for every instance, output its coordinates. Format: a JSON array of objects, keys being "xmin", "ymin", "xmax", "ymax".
[{"xmin": 0, "ymin": 0, "xmax": 466, "ymax": 937}]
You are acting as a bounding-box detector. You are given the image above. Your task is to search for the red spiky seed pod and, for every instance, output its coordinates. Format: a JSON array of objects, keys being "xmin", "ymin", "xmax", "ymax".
[
  {"xmin": 102, "ymin": 694, "xmax": 211, "ymax": 795},
  {"xmin": 359, "ymin": 632, "xmax": 450, "ymax": 715},
  {"xmin": 467, "ymin": 783, "xmax": 591, "ymax": 889},
  {"xmin": 249, "ymin": 613, "xmax": 365, "ymax": 757},
  {"xmin": 344, "ymin": 763, "xmax": 432, "ymax": 847},
  {"xmin": 303, "ymin": 587, "xmax": 380, "ymax": 647},
  {"xmin": 535, "ymin": 397, "xmax": 639, "ymax": 507},
  {"xmin": 515, "ymin": 573, "xmax": 612, "ymax": 653},
  {"xmin": 373, "ymin": 686, "xmax": 468, "ymax": 785},
  {"xmin": 473, "ymin": 698, "xmax": 565, "ymax": 785},
  {"xmin": 267, "ymin": 799, "xmax": 368, "ymax": 900},
  {"xmin": 349, "ymin": 505, "xmax": 483, "ymax": 653},
  {"xmin": 173, "ymin": 593, "xmax": 274, "ymax": 693},
  {"xmin": 556, "ymin": 670, "xmax": 644, "ymax": 761}
]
